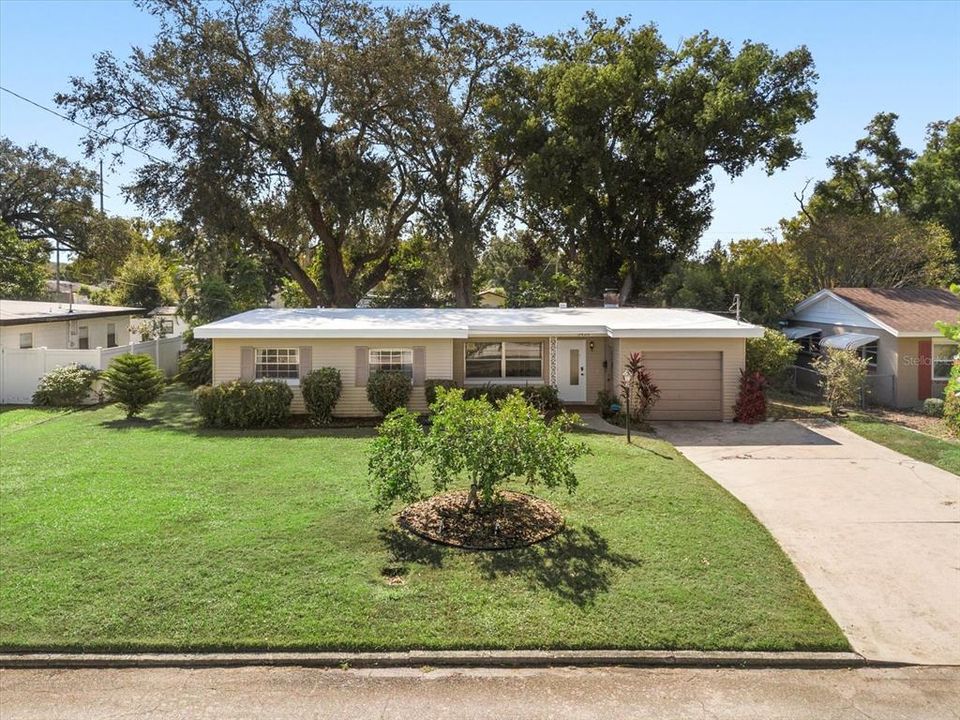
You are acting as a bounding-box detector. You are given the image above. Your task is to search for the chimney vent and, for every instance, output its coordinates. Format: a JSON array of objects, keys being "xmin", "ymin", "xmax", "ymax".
[{"xmin": 603, "ymin": 289, "xmax": 620, "ymax": 308}]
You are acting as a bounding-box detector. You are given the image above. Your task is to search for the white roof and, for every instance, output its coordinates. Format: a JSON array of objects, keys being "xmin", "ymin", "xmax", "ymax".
[
  {"xmin": 0, "ymin": 300, "xmax": 142, "ymax": 325},
  {"xmin": 783, "ymin": 326, "xmax": 821, "ymax": 340},
  {"xmin": 194, "ymin": 306, "xmax": 763, "ymax": 340},
  {"xmin": 820, "ymin": 332, "xmax": 879, "ymax": 351}
]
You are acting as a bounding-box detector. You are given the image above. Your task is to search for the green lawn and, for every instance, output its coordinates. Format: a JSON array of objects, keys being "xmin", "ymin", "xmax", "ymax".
[
  {"xmin": 842, "ymin": 418, "xmax": 960, "ymax": 474},
  {"xmin": 0, "ymin": 388, "xmax": 846, "ymax": 653},
  {"xmin": 0, "ymin": 406, "xmax": 72, "ymax": 433}
]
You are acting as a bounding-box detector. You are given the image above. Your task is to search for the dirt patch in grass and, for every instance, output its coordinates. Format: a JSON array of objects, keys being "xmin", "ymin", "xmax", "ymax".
[{"xmin": 397, "ymin": 491, "xmax": 564, "ymax": 550}]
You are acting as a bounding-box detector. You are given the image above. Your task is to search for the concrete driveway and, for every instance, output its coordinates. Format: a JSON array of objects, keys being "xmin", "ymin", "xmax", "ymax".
[{"xmin": 656, "ymin": 419, "xmax": 960, "ymax": 665}]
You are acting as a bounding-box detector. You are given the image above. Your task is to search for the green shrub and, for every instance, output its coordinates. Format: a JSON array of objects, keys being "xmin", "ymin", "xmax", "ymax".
[
  {"xmin": 195, "ymin": 380, "xmax": 293, "ymax": 429},
  {"xmin": 462, "ymin": 383, "xmax": 512, "ymax": 405},
  {"xmin": 102, "ymin": 353, "xmax": 166, "ymax": 418},
  {"xmin": 922, "ymin": 397, "xmax": 945, "ymax": 417},
  {"xmin": 366, "ymin": 370, "xmax": 412, "ymax": 417},
  {"xmin": 32, "ymin": 364, "xmax": 100, "ymax": 406},
  {"xmin": 746, "ymin": 328, "xmax": 799, "ymax": 384},
  {"xmin": 301, "ymin": 367, "xmax": 342, "ymax": 425},
  {"xmin": 369, "ymin": 387, "xmax": 589, "ymax": 513},
  {"xmin": 176, "ymin": 340, "xmax": 212, "ymax": 388},
  {"xmin": 596, "ymin": 389, "xmax": 618, "ymax": 419},
  {"xmin": 520, "ymin": 384, "xmax": 563, "ymax": 418},
  {"xmin": 812, "ymin": 348, "xmax": 868, "ymax": 416},
  {"xmin": 944, "ymin": 361, "xmax": 960, "ymax": 433},
  {"xmin": 425, "ymin": 379, "xmax": 460, "ymax": 406}
]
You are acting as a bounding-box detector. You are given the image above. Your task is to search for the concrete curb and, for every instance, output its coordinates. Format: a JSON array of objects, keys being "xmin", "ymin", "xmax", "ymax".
[{"xmin": 0, "ymin": 650, "xmax": 873, "ymax": 670}]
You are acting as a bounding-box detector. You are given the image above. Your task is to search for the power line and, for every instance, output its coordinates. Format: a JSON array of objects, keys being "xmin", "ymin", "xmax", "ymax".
[{"xmin": 0, "ymin": 85, "xmax": 166, "ymax": 164}]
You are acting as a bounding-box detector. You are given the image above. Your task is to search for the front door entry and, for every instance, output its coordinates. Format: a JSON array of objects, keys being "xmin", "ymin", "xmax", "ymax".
[{"xmin": 556, "ymin": 339, "xmax": 587, "ymax": 403}]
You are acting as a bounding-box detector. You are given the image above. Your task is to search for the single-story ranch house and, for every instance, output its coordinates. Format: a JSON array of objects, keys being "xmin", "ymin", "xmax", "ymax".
[
  {"xmin": 195, "ymin": 306, "xmax": 763, "ymax": 421},
  {"xmin": 785, "ymin": 288, "xmax": 960, "ymax": 408},
  {"xmin": 0, "ymin": 300, "xmax": 141, "ymax": 351}
]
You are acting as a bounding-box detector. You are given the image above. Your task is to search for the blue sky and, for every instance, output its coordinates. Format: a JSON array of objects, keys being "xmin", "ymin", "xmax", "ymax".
[{"xmin": 1, "ymin": 0, "xmax": 958, "ymax": 251}]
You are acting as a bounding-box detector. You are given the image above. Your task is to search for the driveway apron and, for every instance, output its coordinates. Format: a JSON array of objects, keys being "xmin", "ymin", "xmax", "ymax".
[{"xmin": 656, "ymin": 419, "xmax": 960, "ymax": 665}]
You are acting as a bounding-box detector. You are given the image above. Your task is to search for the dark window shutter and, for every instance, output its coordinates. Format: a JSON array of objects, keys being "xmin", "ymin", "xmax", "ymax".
[
  {"xmin": 355, "ymin": 346, "xmax": 369, "ymax": 386},
  {"xmin": 299, "ymin": 346, "xmax": 312, "ymax": 380},
  {"xmin": 412, "ymin": 346, "xmax": 426, "ymax": 386},
  {"xmin": 240, "ymin": 346, "xmax": 255, "ymax": 381}
]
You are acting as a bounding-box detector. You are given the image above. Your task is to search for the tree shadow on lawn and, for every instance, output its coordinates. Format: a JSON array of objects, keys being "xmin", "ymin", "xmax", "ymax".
[{"xmin": 380, "ymin": 524, "xmax": 639, "ymax": 607}]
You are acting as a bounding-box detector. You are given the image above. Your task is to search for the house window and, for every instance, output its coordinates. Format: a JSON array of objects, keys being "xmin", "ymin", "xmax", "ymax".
[
  {"xmin": 107, "ymin": 323, "xmax": 117, "ymax": 348},
  {"xmin": 161, "ymin": 318, "xmax": 174, "ymax": 335},
  {"xmin": 78, "ymin": 326, "xmax": 89, "ymax": 350},
  {"xmin": 860, "ymin": 341, "xmax": 878, "ymax": 367},
  {"xmin": 19, "ymin": 332, "xmax": 33, "ymax": 349},
  {"xmin": 369, "ymin": 349, "xmax": 414, "ymax": 379},
  {"xmin": 933, "ymin": 343, "xmax": 958, "ymax": 381},
  {"xmin": 465, "ymin": 341, "xmax": 542, "ymax": 380},
  {"xmin": 255, "ymin": 348, "xmax": 299, "ymax": 379}
]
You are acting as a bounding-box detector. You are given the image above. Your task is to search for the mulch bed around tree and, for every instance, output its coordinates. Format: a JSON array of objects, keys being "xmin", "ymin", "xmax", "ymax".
[{"xmin": 396, "ymin": 490, "xmax": 564, "ymax": 550}]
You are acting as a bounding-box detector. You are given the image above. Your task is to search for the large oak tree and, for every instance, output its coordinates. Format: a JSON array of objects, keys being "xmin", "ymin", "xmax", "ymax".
[{"xmin": 508, "ymin": 15, "xmax": 818, "ymax": 303}]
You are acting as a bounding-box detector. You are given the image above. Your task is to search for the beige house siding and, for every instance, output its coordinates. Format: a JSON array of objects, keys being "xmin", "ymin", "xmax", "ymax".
[
  {"xmin": 584, "ymin": 337, "xmax": 607, "ymax": 403},
  {"xmin": 0, "ymin": 316, "xmax": 134, "ymax": 351},
  {"xmin": 615, "ymin": 337, "xmax": 746, "ymax": 422},
  {"xmin": 212, "ymin": 338, "xmax": 454, "ymax": 416}
]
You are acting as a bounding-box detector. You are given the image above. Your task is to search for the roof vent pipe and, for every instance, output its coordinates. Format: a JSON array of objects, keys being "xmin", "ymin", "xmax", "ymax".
[{"xmin": 603, "ymin": 289, "xmax": 620, "ymax": 308}]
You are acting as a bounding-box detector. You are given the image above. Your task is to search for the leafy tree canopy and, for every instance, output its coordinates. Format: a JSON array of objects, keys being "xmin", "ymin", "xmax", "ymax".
[
  {"xmin": 508, "ymin": 14, "xmax": 818, "ymax": 302},
  {"xmin": 0, "ymin": 137, "xmax": 97, "ymax": 253},
  {"xmin": 0, "ymin": 222, "xmax": 48, "ymax": 299}
]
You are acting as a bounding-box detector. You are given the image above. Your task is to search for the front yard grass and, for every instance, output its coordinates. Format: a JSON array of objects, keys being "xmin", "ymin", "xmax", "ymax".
[{"xmin": 0, "ymin": 387, "xmax": 846, "ymax": 652}]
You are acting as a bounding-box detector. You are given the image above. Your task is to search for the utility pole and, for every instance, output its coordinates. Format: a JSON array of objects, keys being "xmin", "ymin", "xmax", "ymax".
[{"xmin": 729, "ymin": 294, "xmax": 741, "ymax": 323}]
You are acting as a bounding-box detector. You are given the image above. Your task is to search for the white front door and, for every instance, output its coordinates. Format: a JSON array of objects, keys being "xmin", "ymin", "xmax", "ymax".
[{"xmin": 556, "ymin": 339, "xmax": 587, "ymax": 403}]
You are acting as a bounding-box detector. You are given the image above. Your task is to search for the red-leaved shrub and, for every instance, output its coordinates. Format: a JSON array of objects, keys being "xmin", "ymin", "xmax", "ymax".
[{"xmin": 734, "ymin": 370, "xmax": 768, "ymax": 424}]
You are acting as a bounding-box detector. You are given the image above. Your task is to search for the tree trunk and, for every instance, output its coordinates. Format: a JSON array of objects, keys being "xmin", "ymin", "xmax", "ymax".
[
  {"xmin": 451, "ymin": 265, "xmax": 474, "ymax": 307},
  {"xmin": 618, "ymin": 269, "xmax": 635, "ymax": 306}
]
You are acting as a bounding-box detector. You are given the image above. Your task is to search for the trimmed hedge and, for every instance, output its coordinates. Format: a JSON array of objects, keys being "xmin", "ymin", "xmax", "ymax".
[
  {"xmin": 434, "ymin": 381, "xmax": 563, "ymax": 418},
  {"xmin": 922, "ymin": 397, "xmax": 945, "ymax": 417},
  {"xmin": 32, "ymin": 363, "xmax": 100, "ymax": 407},
  {"xmin": 366, "ymin": 370, "xmax": 412, "ymax": 417},
  {"xmin": 301, "ymin": 367, "xmax": 342, "ymax": 425},
  {"xmin": 195, "ymin": 380, "xmax": 293, "ymax": 429}
]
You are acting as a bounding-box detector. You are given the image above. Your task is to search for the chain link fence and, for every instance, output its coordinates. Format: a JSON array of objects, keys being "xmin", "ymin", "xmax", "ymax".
[{"xmin": 786, "ymin": 365, "xmax": 896, "ymax": 409}]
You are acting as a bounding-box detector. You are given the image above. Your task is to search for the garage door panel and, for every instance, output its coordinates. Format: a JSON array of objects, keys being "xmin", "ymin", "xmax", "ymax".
[{"xmin": 641, "ymin": 351, "xmax": 723, "ymax": 421}]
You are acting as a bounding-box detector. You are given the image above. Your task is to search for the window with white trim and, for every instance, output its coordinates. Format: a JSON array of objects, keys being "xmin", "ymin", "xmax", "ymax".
[
  {"xmin": 860, "ymin": 341, "xmax": 878, "ymax": 368},
  {"xmin": 933, "ymin": 342, "xmax": 958, "ymax": 381},
  {"xmin": 78, "ymin": 325, "xmax": 89, "ymax": 350},
  {"xmin": 19, "ymin": 332, "xmax": 33, "ymax": 349},
  {"xmin": 369, "ymin": 348, "xmax": 413, "ymax": 379},
  {"xmin": 465, "ymin": 341, "xmax": 542, "ymax": 380},
  {"xmin": 255, "ymin": 348, "xmax": 299, "ymax": 379},
  {"xmin": 107, "ymin": 323, "xmax": 117, "ymax": 348}
]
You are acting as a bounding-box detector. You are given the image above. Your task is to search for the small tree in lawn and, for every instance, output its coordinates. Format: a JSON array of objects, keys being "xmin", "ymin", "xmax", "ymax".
[
  {"xmin": 935, "ymin": 284, "xmax": 960, "ymax": 433},
  {"xmin": 102, "ymin": 353, "xmax": 165, "ymax": 418},
  {"xmin": 369, "ymin": 388, "xmax": 589, "ymax": 514},
  {"xmin": 734, "ymin": 370, "xmax": 768, "ymax": 423},
  {"xmin": 619, "ymin": 352, "xmax": 661, "ymax": 426},
  {"xmin": 812, "ymin": 348, "xmax": 868, "ymax": 416}
]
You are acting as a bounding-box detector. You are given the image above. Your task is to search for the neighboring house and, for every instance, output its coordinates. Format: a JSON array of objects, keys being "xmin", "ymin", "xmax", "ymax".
[
  {"xmin": 44, "ymin": 280, "xmax": 102, "ymax": 304},
  {"xmin": 476, "ymin": 289, "xmax": 508, "ymax": 308},
  {"xmin": 0, "ymin": 300, "xmax": 141, "ymax": 352},
  {"xmin": 0, "ymin": 300, "xmax": 184, "ymax": 404},
  {"xmin": 146, "ymin": 306, "xmax": 188, "ymax": 339},
  {"xmin": 195, "ymin": 306, "xmax": 762, "ymax": 421},
  {"xmin": 786, "ymin": 288, "xmax": 960, "ymax": 408}
]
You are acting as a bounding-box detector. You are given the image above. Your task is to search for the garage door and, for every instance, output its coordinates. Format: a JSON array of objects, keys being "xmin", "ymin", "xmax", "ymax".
[{"xmin": 642, "ymin": 351, "xmax": 723, "ymax": 421}]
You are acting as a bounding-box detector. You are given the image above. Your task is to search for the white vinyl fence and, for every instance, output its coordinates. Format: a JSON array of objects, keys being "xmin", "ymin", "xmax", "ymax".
[{"xmin": 0, "ymin": 336, "xmax": 185, "ymax": 404}]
